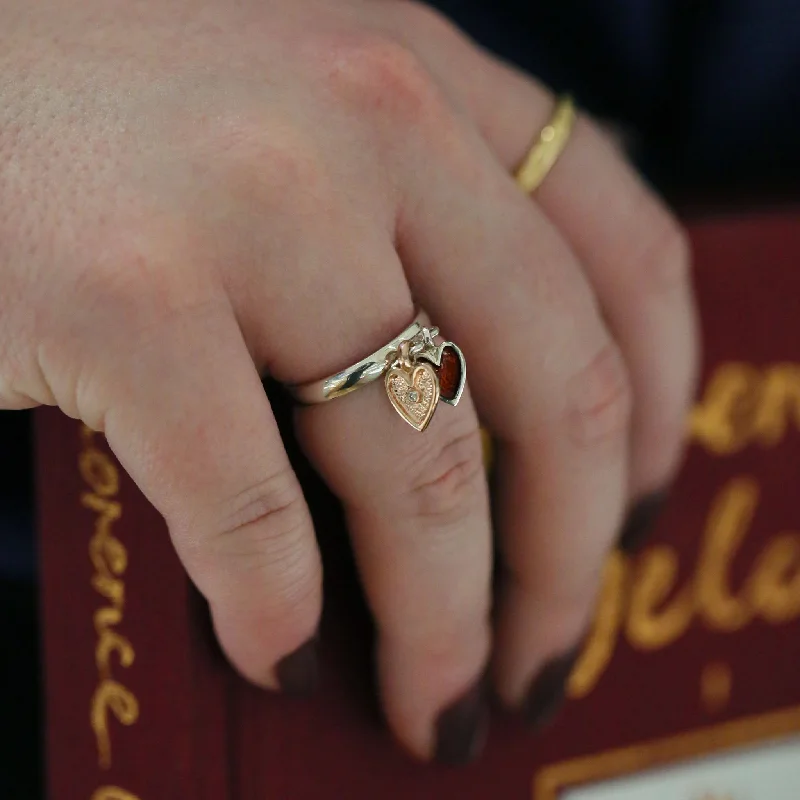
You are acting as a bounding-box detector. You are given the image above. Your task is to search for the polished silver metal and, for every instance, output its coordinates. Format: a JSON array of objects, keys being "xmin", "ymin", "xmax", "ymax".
[{"xmin": 289, "ymin": 317, "xmax": 426, "ymax": 404}]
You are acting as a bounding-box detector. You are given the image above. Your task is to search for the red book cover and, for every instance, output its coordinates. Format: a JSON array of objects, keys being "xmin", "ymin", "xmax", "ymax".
[{"xmin": 37, "ymin": 210, "xmax": 800, "ymax": 800}]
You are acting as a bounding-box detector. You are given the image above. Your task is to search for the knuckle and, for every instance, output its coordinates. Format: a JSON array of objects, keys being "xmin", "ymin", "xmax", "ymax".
[
  {"xmin": 633, "ymin": 211, "xmax": 692, "ymax": 293},
  {"xmin": 72, "ymin": 218, "xmax": 228, "ymax": 346},
  {"xmin": 198, "ymin": 472, "xmax": 320, "ymax": 624},
  {"xmin": 323, "ymin": 34, "xmax": 446, "ymax": 124},
  {"xmin": 199, "ymin": 469, "xmax": 311, "ymax": 561},
  {"xmin": 565, "ymin": 342, "xmax": 632, "ymax": 448},
  {"xmin": 403, "ymin": 423, "xmax": 487, "ymax": 523},
  {"xmin": 205, "ymin": 113, "xmax": 328, "ymax": 203},
  {"xmin": 213, "ymin": 470, "xmax": 309, "ymax": 548},
  {"xmin": 74, "ymin": 225, "xmax": 197, "ymax": 317}
]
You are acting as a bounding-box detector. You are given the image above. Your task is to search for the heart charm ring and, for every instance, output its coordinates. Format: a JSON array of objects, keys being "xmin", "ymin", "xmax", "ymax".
[{"xmin": 289, "ymin": 315, "xmax": 466, "ymax": 433}]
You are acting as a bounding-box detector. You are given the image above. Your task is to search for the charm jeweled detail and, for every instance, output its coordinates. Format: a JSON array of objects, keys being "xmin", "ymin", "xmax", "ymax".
[{"xmin": 385, "ymin": 361, "xmax": 440, "ymax": 432}]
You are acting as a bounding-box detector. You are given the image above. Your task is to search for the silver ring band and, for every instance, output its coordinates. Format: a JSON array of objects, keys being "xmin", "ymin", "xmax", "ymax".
[{"xmin": 288, "ymin": 315, "xmax": 425, "ymax": 404}]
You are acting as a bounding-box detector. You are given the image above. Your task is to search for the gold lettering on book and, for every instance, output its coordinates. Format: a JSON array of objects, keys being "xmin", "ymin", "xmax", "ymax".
[
  {"xmin": 749, "ymin": 533, "xmax": 800, "ymax": 623},
  {"xmin": 80, "ymin": 424, "xmax": 140, "ymax": 794},
  {"xmin": 92, "ymin": 788, "xmax": 141, "ymax": 800},
  {"xmin": 696, "ymin": 479, "xmax": 757, "ymax": 631},
  {"xmin": 535, "ymin": 361, "xmax": 800, "ymax": 793},
  {"xmin": 91, "ymin": 681, "xmax": 140, "ymax": 772},
  {"xmin": 568, "ymin": 362, "xmax": 800, "ymax": 699},
  {"xmin": 625, "ymin": 545, "xmax": 694, "ymax": 650},
  {"xmin": 689, "ymin": 362, "xmax": 800, "ymax": 455},
  {"xmin": 570, "ymin": 476, "xmax": 800, "ymax": 697}
]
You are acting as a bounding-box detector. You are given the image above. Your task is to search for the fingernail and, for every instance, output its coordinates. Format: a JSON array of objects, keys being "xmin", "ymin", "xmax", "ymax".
[
  {"xmin": 434, "ymin": 679, "xmax": 489, "ymax": 765},
  {"xmin": 523, "ymin": 645, "xmax": 581, "ymax": 730},
  {"xmin": 618, "ymin": 491, "xmax": 667, "ymax": 553},
  {"xmin": 275, "ymin": 638, "xmax": 319, "ymax": 695}
]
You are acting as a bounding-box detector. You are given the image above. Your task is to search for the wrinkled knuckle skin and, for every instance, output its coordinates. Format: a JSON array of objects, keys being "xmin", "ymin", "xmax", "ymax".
[
  {"xmin": 190, "ymin": 470, "xmax": 316, "ymax": 595},
  {"xmin": 635, "ymin": 213, "xmax": 692, "ymax": 293},
  {"xmin": 404, "ymin": 423, "xmax": 486, "ymax": 524},
  {"xmin": 213, "ymin": 471, "xmax": 309, "ymax": 549},
  {"xmin": 201, "ymin": 472, "xmax": 321, "ymax": 628},
  {"xmin": 322, "ymin": 34, "xmax": 446, "ymax": 124},
  {"xmin": 565, "ymin": 343, "xmax": 632, "ymax": 448}
]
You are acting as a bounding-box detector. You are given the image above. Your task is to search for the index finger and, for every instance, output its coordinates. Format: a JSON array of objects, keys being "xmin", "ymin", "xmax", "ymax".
[{"xmin": 96, "ymin": 299, "xmax": 323, "ymax": 693}]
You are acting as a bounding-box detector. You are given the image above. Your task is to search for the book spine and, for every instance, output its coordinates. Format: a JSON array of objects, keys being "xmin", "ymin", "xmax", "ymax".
[{"xmin": 36, "ymin": 408, "xmax": 230, "ymax": 800}]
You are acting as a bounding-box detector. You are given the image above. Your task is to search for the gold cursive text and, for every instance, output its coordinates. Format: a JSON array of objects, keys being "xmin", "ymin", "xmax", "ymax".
[
  {"xmin": 92, "ymin": 789, "xmax": 142, "ymax": 800},
  {"xmin": 570, "ymin": 362, "xmax": 800, "ymax": 698},
  {"xmin": 80, "ymin": 424, "xmax": 140, "ymax": 797}
]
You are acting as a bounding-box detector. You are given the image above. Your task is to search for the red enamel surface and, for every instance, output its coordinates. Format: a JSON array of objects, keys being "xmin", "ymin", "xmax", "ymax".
[{"xmin": 438, "ymin": 346, "xmax": 461, "ymax": 400}]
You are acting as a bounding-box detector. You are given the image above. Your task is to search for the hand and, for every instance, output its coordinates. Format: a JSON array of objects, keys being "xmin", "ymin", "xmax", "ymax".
[{"xmin": 0, "ymin": 0, "xmax": 697, "ymax": 763}]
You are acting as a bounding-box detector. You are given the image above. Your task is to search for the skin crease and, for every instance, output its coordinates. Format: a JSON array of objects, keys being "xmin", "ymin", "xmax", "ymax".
[{"xmin": 0, "ymin": 0, "xmax": 697, "ymax": 762}]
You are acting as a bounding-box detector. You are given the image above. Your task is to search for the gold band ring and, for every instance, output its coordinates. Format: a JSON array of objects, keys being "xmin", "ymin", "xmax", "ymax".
[{"xmin": 514, "ymin": 95, "xmax": 576, "ymax": 193}]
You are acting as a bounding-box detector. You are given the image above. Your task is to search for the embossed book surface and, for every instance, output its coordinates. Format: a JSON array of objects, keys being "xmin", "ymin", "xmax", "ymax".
[{"xmin": 37, "ymin": 211, "xmax": 800, "ymax": 800}]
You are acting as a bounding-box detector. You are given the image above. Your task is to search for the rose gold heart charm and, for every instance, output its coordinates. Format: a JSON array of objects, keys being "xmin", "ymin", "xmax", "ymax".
[{"xmin": 385, "ymin": 361, "xmax": 440, "ymax": 432}]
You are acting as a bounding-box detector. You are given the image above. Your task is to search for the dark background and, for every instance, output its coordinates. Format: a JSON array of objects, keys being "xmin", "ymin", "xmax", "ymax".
[{"xmin": 2, "ymin": 1, "xmax": 800, "ymax": 796}]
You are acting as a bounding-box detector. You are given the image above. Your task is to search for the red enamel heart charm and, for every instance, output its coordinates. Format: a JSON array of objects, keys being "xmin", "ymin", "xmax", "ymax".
[{"xmin": 419, "ymin": 342, "xmax": 466, "ymax": 406}]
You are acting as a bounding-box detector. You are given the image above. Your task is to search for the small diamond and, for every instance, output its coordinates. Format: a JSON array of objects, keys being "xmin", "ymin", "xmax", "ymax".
[{"xmin": 408, "ymin": 389, "xmax": 419, "ymax": 403}]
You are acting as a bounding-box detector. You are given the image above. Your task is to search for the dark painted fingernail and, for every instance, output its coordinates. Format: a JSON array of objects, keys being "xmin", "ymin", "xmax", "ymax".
[
  {"xmin": 524, "ymin": 645, "xmax": 581, "ymax": 730},
  {"xmin": 618, "ymin": 491, "xmax": 667, "ymax": 553},
  {"xmin": 434, "ymin": 679, "xmax": 489, "ymax": 765},
  {"xmin": 276, "ymin": 638, "xmax": 319, "ymax": 695}
]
